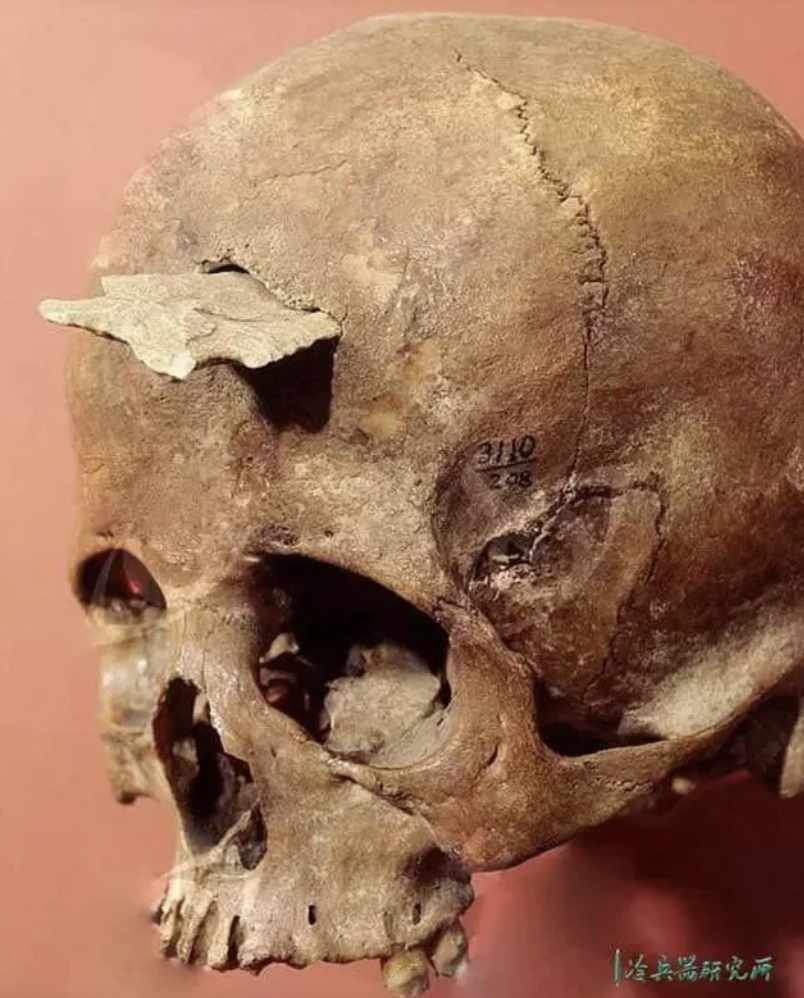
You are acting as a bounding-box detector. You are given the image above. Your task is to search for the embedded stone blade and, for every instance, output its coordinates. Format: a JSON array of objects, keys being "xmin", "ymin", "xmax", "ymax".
[{"xmin": 39, "ymin": 271, "xmax": 341, "ymax": 380}]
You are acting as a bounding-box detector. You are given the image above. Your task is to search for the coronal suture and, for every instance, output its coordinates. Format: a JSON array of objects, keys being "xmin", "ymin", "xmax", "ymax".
[{"xmin": 40, "ymin": 13, "xmax": 804, "ymax": 996}]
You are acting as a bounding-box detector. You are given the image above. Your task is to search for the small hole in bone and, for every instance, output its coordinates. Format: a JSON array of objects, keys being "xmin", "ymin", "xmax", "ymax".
[
  {"xmin": 307, "ymin": 904, "xmax": 318, "ymax": 926},
  {"xmin": 250, "ymin": 556, "xmax": 450, "ymax": 767},
  {"xmin": 198, "ymin": 259, "xmax": 249, "ymax": 275},
  {"xmin": 76, "ymin": 549, "xmax": 166, "ymax": 615},
  {"xmin": 412, "ymin": 902, "xmax": 422, "ymax": 925}
]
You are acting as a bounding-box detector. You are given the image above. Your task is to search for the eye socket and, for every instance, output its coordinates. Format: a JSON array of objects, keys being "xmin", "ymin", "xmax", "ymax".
[
  {"xmin": 76, "ymin": 549, "xmax": 166, "ymax": 616},
  {"xmin": 250, "ymin": 556, "xmax": 451, "ymax": 762}
]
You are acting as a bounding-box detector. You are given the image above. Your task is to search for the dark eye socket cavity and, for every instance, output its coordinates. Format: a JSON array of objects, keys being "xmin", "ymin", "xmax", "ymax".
[
  {"xmin": 75, "ymin": 548, "xmax": 166, "ymax": 615},
  {"xmin": 250, "ymin": 555, "xmax": 451, "ymax": 759}
]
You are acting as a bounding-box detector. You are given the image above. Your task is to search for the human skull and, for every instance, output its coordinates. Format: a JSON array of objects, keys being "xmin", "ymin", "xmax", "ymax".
[{"xmin": 41, "ymin": 13, "xmax": 804, "ymax": 995}]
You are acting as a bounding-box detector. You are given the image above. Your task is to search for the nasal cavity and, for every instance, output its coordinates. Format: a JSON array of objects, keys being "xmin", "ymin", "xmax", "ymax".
[{"xmin": 153, "ymin": 678, "xmax": 266, "ymax": 869}]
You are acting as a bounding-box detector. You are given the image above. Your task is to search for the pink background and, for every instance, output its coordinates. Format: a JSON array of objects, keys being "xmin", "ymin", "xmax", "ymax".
[{"xmin": 4, "ymin": 1, "xmax": 804, "ymax": 996}]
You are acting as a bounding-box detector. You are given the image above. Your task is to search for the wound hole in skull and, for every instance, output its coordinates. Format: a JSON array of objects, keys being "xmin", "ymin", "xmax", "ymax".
[
  {"xmin": 237, "ymin": 338, "xmax": 336, "ymax": 433},
  {"xmin": 76, "ymin": 548, "xmax": 166, "ymax": 617},
  {"xmin": 153, "ymin": 678, "xmax": 266, "ymax": 865},
  {"xmin": 252, "ymin": 555, "xmax": 451, "ymax": 766}
]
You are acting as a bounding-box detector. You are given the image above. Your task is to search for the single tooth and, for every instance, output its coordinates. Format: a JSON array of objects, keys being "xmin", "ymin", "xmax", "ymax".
[
  {"xmin": 175, "ymin": 893, "xmax": 213, "ymax": 963},
  {"xmin": 381, "ymin": 949, "xmax": 430, "ymax": 997},
  {"xmin": 428, "ymin": 921, "xmax": 469, "ymax": 978},
  {"xmin": 159, "ymin": 899, "xmax": 183, "ymax": 957},
  {"xmin": 206, "ymin": 913, "xmax": 239, "ymax": 970}
]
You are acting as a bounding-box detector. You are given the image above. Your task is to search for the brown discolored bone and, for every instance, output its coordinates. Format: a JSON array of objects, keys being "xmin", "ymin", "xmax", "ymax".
[{"xmin": 42, "ymin": 13, "xmax": 804, "ymax": 994}]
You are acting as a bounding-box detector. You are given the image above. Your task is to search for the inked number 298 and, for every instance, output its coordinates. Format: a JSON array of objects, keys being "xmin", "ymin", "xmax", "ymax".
[{"xmin": 486, "ymin": 468, "xmax": 534, "ymax": 489}]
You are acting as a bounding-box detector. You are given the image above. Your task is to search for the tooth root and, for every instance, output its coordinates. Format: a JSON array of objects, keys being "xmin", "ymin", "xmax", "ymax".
[
  {"xmin": 175, "ymin": 893, "xmax": 213, "ymax": 964},
  {"xmin": 206, "ymin": 913, "xmax": 239, "ymax": 970},
  {"xmin": 381, "ymin": 949, "xmax": 430, "ymax": 997},
  {"xmin": 428, "ymin": 920, "xmax": 469, "ymax": 978}
]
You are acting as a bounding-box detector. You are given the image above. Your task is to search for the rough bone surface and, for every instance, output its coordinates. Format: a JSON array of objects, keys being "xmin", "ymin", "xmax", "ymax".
[{"xmin": 42, "ymin": 13, "xmax": 804, "ymax": 995}]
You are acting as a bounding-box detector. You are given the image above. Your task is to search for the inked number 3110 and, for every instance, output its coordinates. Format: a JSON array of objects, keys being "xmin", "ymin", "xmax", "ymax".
[{"xmin": 475, "ymin": 435, "xmax": 537, "ymax": 490}]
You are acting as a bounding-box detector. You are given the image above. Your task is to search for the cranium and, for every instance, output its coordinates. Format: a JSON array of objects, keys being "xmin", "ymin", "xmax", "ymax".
[{"xmin": 41, "ymin": 13, "xmax": 804, "ymax": 995}]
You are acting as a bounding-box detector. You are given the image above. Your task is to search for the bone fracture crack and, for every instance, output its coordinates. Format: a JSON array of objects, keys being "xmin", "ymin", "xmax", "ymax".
[{"xmin": 454, "ymin": 49, "xmax": 609, "ymax": 490}]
